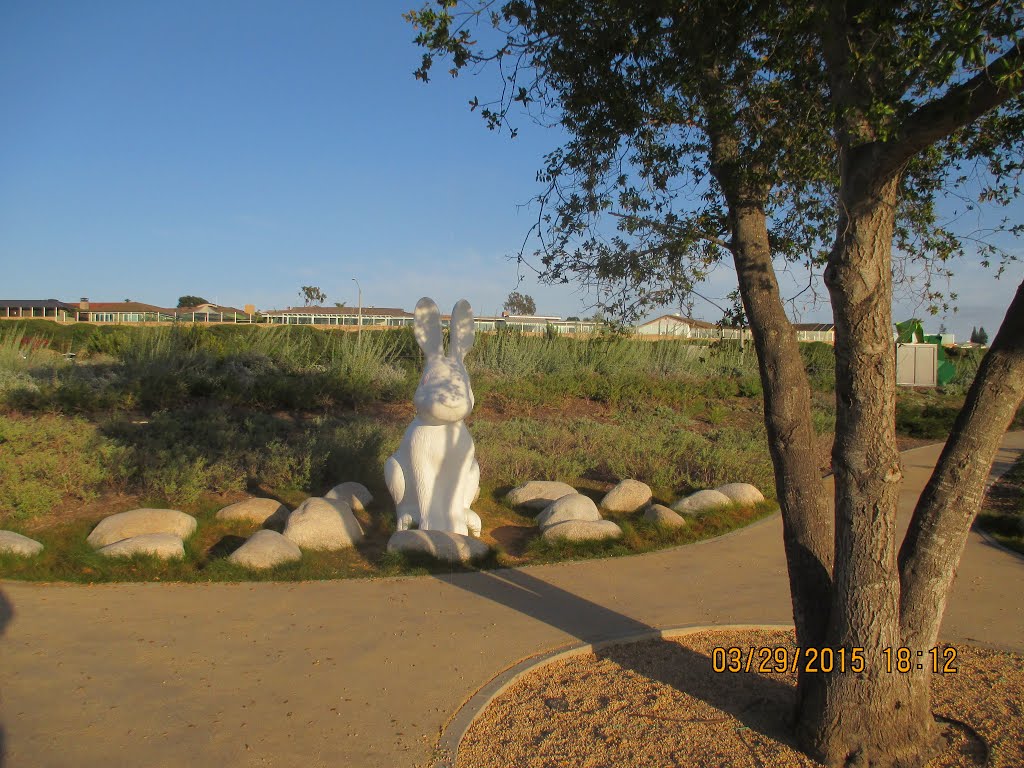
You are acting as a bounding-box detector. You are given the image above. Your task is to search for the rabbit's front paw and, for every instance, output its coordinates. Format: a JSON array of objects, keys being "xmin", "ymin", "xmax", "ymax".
[{"xmin": 465, "ymin": 510, "xmax": 482, "ymax": 537}]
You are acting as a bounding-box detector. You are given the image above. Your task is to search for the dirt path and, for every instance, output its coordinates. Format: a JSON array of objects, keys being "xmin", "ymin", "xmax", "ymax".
[{"xmin": 1, "ymin": 434, "xmax": 1022, "ymax": 768}]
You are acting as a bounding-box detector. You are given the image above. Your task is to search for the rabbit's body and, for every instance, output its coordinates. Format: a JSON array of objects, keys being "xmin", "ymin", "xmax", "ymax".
[
  {"xmin": 385, "ymin": 297, "xmax": 482, "ymax": 537},
  {"xmin": 386, "ymin": 419, "xmax": 480, "ymax": 535}
]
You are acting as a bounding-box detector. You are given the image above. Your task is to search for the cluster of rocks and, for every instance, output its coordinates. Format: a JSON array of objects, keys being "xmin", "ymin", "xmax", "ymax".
[
  {"xmin": 65, "ymin": 481, "xmax": 375, "ymax": 571},
  {"xmin": 3, "ymin": 476, "xmax": 766, "ymax": 569},
  {"xmin": 672, "ymin": 482, "xmax": 765, "ymax": 513},
  {"xmin": 504, "ymin": 479, "xmax": 765, "ymax": 541},
  {"xmin": 85, "ymin": 508, "xmax": 198, "ymax": 559},
  {"xmin": 215, "ymin": 483, "xmax": 372, "ymax": 569}
]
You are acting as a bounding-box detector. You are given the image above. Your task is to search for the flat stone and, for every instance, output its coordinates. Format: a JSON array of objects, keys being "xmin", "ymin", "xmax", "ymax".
[
  {"xmin": 716, "ymin": 483, "xmax": 765, "ymax": 506},
  {"xmin": 643, "ymin": 504, "xmax": 688, "ymax": 528},
  {"xmin": 228, "ymin": 530, "xmax": 302, "ymax": 569},
  {"xmin": 283, "ymin": 497, "xmax": 364, "ymax": 551},
  {"xmin": 671, "ymin": 489, "xmax": 732, "ymax": 515},
  {"xmin": 0, "ymin": 530, "xmax": 44, "ymax": 556},
  {"xmin": 600, "ymin": 479, "xmax": 653, "ymax": 513},
  {"xmin": 215, "ymin": 498, "xmax": 290, "ymax": 526},
  {"xmin": 505, "ymin": 481, "xmax": 577, "ymax": 510},
  {"xmin": 386, "ymin": 530, "xmax": 490, "ymax": 563},
  {"xmin": 97, "ymin": 533, "xmax": 184, "ymax": 560},
  {"xmin": 87, "ymin": 509, "xmax": 197, "ymax": 548},
  {"xmin": 542, "ymin": 519, "xmax": 623, "ymax": 542},
  {"xmin": 324, "ymin": 482, "xmax": 374, "ymax": 512},
  {"xmin": 537, "ymin": 494, "xmax": 601, "ymax": 530}
]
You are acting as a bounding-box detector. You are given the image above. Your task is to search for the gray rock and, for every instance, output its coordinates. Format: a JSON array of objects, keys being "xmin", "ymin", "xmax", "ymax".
[
  {"xmin": 672, "ymin": 489, "xmax": 732, "ymax": 515},
  {"xmin": 87, "ymin": 509, "xmax": 197, "ymax": 549},
  {"xmin": 215, "ymin": 498, "xmax": 290, "ymax": 526},
  {"xmin": 283, "ymin": 497, "xmax": 364, "ymax": 551},
  {"xmin": 543, "ymin": 519, "xmax": 623, "ymax": 542},
  {"xmin": 228, "ymin": 530, "xmax": 302, "ymax": 569},
  {"xmin": 386, "ymin": 530, "xmax": 490, "ymax": 563},
  {"xmin": 324, "ymin": 482, "xmax": 373, "ymax": 512},
  {"xmin": 643, "ymin": 504, "xmax": 688, "ymax": 528},
  {"xmin": 97, "ymin": 533, "xmax": 184, "ymax": 560},
  {"xmin": 600, "ymin": 479, "xmax": 653, "ymax": 513},
  {"xmin": 537, "ymin": 494, "xmax": 601, "ymax": 530},
  {"xmin": 505, "ymin": 481, "xmax": 577, "ymax": 510},
  {"xmin": 715, "ymin": 483, "xmax": 765, "ymax": 506},
  {"xmin": 0, "ymin": 530, "xmax": 44, "ymax": 556}
]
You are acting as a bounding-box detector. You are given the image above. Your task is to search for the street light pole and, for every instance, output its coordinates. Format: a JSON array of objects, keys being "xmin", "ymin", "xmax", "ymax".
[{"xmin": 352, "ymin": 278, "xmax": 362, "ymax": 341}]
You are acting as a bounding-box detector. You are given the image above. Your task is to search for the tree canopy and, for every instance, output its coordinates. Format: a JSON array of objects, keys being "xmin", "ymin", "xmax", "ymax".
[
  {"xmin": 176, "ymin": 295, "xmax": 208, "ymax": 308},
  {"xmin": 503, "ymin": 290, "xmax": 537, "ymax": 315},
  {"xmin": 409, "ymin": 0, "xmax": 1022, "ymax": 320},
  {"xmin": 299, "ymin": 286, "xmax": 327, "ymax": 306}
]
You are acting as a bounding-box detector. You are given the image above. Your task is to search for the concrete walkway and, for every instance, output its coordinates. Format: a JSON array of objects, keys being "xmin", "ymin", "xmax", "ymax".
[{"xmin": 2, "ymin": 434, "xmax": 1022, "ymax": 768}]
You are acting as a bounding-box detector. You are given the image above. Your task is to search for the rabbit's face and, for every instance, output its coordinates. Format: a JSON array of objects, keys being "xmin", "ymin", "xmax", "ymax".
[
  {"xmin": 411, "ymin": 297, "xmax": 477, "ymax": 424},
  {"xmin": 414, "ymin": 356, "xmax": 475, "ymax": 424}
]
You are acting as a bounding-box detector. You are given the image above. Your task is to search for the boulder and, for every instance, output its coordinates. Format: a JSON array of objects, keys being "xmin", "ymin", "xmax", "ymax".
[
  {"xmin": 643, "ymin": 504, "xmax": 688, "ymax": 529},
  {"xmin": 324, "ymin": 482, "xmax": 374, "ymax": 512},
  {"xmin": 283, "ymin": 497, "xmax": 364, "ymax": 551},
  {"xmin": 87, "ymin": 509, "xmax": 197, "ymax": 549},
  {"xmin": 537, "ymin": 494, "xmax": 601, "ymax": 530},
  {"xmin": 97, "ymin": 533, "xmax": 184, "ymax": 560},
  {"xmin": 215, "ymin": 498, "xmax": 290, "ymax": 526},
  {"xmin": 542, "ymin": 519, "xmax": 623, "ymax": 542},
  {"xmin": 228, "ymin": 530, "xmax": 302, "ymax": 570},
  {"xmin": 505, "ymin": 481, "xmax": 577, "ymax": 510},
  {"xmin": 0, "ymin": 530, "xmax": 44, "ymax": 556},
  {"xmin": 672, "ymin": 489, "xmax": 732, "ymax": 515},
  {"xmin": 387, "ymin": 530, "xmax": 490, "ymax": 563},
  {"xmin": 716, "ymin": 483, "xmax": 765, "ymax": 506},
  {"xmin": 600, "ymin": 479, "xmax": 653, "ymax": 513}
]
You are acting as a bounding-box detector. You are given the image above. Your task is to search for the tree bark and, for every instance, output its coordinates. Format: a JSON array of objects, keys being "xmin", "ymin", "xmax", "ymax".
[
  {"xmin": 708, "ymin": 132, "xmax": 835, "ymax": 655},
  {"xmin": 728, "ymin": 200, "xmax": 835, "ymax": 650},
  {"xmin": 799, "ymin": 164, "xmax": 938, "ymax": 766},
  {"xmin": 709, "ymin": 130, "xmax": 835, "ymax": 711}
]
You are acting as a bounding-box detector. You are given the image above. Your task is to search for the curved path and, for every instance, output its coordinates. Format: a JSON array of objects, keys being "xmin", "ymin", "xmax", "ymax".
[{"xmin": 2, "ymin": 434, "xmax": 1023, "ymax": 768}]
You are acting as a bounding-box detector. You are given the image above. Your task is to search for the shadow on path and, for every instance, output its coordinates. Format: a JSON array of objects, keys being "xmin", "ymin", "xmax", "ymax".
[
  {"xmin": 437, "ymin": 569, "xmax": 798, "ymax": 747},
  {"xmin": 0, "ymin": 588, "xmax": 13, "ymax": 768}
]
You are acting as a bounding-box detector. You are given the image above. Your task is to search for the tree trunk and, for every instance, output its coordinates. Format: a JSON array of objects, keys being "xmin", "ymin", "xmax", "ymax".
[
  {"xmin": 801, "ymin": 165, "xmax": 936, "ymax": 766},
  {"xmin": 728, "ymin": 201, "xmax": 835, "ymax": 651},
  {"xmin": 709, "ymin": 118, "xmax": 835, "ymax": 723},
  {"xmin": 899, "ymin": 280, "xmax": 1024, "ymax": 644},
  {"xmin": 892, "ymin": 280, "xmax": 1024, "ymax": 725}
]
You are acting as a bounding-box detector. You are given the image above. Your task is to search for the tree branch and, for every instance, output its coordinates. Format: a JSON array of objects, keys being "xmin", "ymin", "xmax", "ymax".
[
  {"xmin": 877, "ymin": 39, "xmax": 1024, "ymax": 180},
  {"xmin": 608, "ymin": 211, "xmax": 734, "ymax": 251},
  {"xmin": 898, "ymin": 277, "xmax": 1024, "ymax": 650}
]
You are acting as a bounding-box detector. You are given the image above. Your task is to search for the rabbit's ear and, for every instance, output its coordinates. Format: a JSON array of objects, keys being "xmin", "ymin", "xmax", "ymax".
[
  {"xmin": 414, "ymin": 297, "xmax": 443, "ymax": 357},
  {"xmin": 449, "ymin": 299, "xmax": 475, "ymax": 361}
]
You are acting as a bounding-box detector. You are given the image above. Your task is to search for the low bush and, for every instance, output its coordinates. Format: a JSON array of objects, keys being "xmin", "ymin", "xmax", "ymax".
[{"xmin": 0, "ymin": 414, "xmax": 129, "ymax": 521}]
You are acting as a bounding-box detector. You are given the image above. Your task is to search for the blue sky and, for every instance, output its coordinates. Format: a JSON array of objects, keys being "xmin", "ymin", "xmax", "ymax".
[{"xmin": 1, "ymin": 0, "xmax": 1019, "ymax": 340}]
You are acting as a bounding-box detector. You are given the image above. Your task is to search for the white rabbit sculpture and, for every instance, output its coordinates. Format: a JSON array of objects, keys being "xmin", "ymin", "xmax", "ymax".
[{"xmin": 385, "ymin": 297, "xmax": 482, "ymax": 537}]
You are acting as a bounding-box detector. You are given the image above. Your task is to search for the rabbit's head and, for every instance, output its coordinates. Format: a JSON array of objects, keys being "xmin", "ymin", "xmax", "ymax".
[{"xmin": 412, "ymin": 297, "xmax": 475, "ymax": 424}]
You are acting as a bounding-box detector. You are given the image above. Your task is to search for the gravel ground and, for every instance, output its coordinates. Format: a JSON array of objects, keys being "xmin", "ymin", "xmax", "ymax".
[{"xmin": 457, "ymin": 628, "xmax": 1023, "ymax": 768}]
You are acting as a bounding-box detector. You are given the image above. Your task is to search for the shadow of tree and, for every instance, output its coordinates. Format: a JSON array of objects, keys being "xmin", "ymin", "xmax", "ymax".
[
  {"xmin": 437, "ymin": 568, "xmax": 798, "ymax": 747},
  {"xmin": 0, "ymin": 588, "xmax": 13, "ymax": 767}
]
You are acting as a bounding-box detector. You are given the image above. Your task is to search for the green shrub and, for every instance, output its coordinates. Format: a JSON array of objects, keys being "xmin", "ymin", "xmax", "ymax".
[
  {"xmin": 895, "ymin": 399, "xmax": 960, "ymax": 439},
  {"xmin": 0, "ymin": 414, "xmax": 128, "ymax": 521},
  {"xmin": 799, "ymin": 342, "xmax": 836, "ymax": 392}
]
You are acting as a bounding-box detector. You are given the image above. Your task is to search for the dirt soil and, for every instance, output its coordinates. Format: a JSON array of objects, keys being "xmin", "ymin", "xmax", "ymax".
[{"xmin": 457, "ymin": 628, "xmax": 1022, "ymax": 768}]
